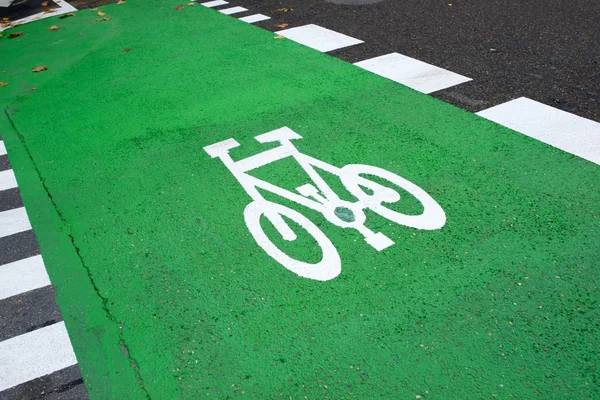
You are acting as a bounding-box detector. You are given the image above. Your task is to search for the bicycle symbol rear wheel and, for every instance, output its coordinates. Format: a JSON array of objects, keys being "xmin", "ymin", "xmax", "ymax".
[
  {"xmin": 244, "ymin": 201, "xmax": 341, "ymax": 281},
  {"xmin": 340, "ymin": 164, "xmax": 446, "ymax": 230}
]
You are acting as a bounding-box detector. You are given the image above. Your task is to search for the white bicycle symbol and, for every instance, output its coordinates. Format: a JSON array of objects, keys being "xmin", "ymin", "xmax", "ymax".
[{"xmin": 204, "ymin": 127, "xmax": 446, "ymax": 281}]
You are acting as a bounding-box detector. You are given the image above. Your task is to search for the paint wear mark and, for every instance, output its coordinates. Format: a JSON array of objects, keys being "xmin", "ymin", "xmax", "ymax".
[{"xmin": 204, "ymin": 127, "xmax": 446, "ymax": 281}]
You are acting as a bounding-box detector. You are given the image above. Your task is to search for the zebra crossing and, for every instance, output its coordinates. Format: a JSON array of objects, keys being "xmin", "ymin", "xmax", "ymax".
[{"xmin": 0, "ymin": 138, "xmax": 87, "ymax": 399}]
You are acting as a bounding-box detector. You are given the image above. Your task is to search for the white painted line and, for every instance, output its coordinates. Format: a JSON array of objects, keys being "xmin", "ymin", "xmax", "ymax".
[
  {"xmin": 477, "ymin": 98, "xmax": 600, "ymax": 165},
  {"xmin": 239, "ymin": 13, "xmax": 270, "ymax": 23},
  {"xmin": 0, "ymin": 256, "xmax": 50, "ymax": 300},
  {"xmin": 0, "ymin": 169, "xmax": 17, "ymax": 192},
  {"xmin": 219, "ymin": 6, "xmax": 247, "ymax": 15},
  {"xmin": 0, "ymin": 141, "xmax": 6, "ymax": 156},
  {"xmin": 0, "ymin": 207, "xmax": 32, "ymax": 238},
  {"xmin": 0, "ymin": 0, "xmax": 77, "ymax": 32},
  {"xmin": 0, "ymin": 322, "xmax": 77, "ymax": 392},
  {"xmin": 354, "ymin": 52, "xmax": 472, "ymax": 94},
  {"xmin": 275, "ymin": 24, "xmax": 364, "ymax": 53},
  {"xmin": 200, "ymin": 0, "xmax": 228, "ymax": 7}
]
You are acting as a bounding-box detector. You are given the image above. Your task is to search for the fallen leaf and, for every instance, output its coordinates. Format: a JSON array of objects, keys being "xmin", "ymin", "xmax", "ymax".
[
  {"xmin": 1, "ymin": 17, "xmax": 9, "ymax": 21},
  {"xmin": 123, "ymin": 47, "xmax": 130, "ymax": 52},
  {"xmin": 96, "ymin": 17, "xmax": 111, "ymax": 22},
  {"xmin": 187, "ymin": 2, "xmax": 195, "ymax": 5},
  {"xmin": 8, "ymin": 32, "xmax": 23, "ymax": 39},
  {"xmin": 49, "ymin": 25, "xmax": 59, "ymax": 30},
  {"xmin": 91, "ymin": 7, "xmax": 98, "ymax": 10},
  {"xmin": 0, "ymin": 82, "xmax": 8, "ymax": 87},
  {"xmin": 41, "ymin": 1, "xmax": 48, "ymax": 5},
  {"xmin": 97, "ymin": 11, "xmax": 106, "ymax": 16},
  {"xmin": 274, "ymin": 35, "xmax": 284, "ymax": 39},
  {"xmin": 59, "ymin": 12, "xmax": 75, "ymax": 18},
  {"xmin": 43, "ymin": 8, "xmax": 55, "ymax": 13},
  {"xmin": 174, "ymin": 5, "xmax": 185, "ymax": 10},
  {"xmin": 275, "ymin": 7, "xmax": 293, "ymax": 12},
  {"xmin": 0, "ymin": 22, "xmax": 10, "ymax": 28},
  {"xmin": 32, "ymin": 66, "xmax": 48, "ymax": 72},
  {"xmin": 117, "ymin": 0, "xmax": 125, "ymax": 3},
  {"xmin": 275, "ymin": 23, "xmax": 288, "ymax": 28}
]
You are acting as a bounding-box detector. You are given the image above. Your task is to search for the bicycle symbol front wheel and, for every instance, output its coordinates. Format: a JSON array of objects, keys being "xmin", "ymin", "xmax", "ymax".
[{"xmin": 244, "ymin": 201, "xmax": 341, "ymax": 281}]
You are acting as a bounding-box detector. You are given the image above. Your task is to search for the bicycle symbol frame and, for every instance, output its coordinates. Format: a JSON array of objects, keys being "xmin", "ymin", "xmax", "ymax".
[{"xmin": 204, "ymin": 127, "xmax": 446, "ymax": 281}]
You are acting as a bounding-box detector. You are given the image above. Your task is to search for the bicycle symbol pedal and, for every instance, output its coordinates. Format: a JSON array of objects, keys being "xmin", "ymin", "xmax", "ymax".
[{"xmin": 204, "ymin": 127, "xmax": 446, "ymax": 281}]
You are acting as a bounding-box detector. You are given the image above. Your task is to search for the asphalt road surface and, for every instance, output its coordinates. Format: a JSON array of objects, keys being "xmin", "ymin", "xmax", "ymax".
[{"xmin": 247, "ymin": 0, "xmax": 600, "ymax": 122}]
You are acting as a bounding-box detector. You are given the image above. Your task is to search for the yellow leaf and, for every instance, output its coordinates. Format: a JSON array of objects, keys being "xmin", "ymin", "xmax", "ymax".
[
  {"xmin": 0, "ymin": 82, "xmax": 8, "ymax": 87},
  {"xmin": 49, "ymin": 25, "xmax": 59, "ymax": 30},
  {"xmin": 97, "ymin": 11, "xmax": 106, "ymax": 16},
  {"xmin": 32, "ymin": 66, "xmax": 48, "ymax": 72},
  {"xmin": 274, "ymin": 35, "xmax": 284, "ymax": 39}
]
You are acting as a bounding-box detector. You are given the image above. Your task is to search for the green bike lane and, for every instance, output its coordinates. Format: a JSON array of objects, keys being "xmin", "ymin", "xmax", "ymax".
[{"xmin": 1, "ymin": 1, "xmax": 599, "ymax": 397}]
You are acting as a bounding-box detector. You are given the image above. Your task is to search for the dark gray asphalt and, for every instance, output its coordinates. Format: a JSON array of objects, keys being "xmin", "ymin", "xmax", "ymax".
[
  {"xmin": 0, "ymin": 365, "xmax": 86, "ymax": 400},
  {"xmin": 244, "ymin": 0, "xmax": 600, "ymax": 122},
  {"xmin": 0, "ymin": 286, "xmax": 62, "ymax": 342}
]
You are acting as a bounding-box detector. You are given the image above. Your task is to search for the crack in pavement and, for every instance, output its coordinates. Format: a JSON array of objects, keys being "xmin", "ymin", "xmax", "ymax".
[{"xmin": 4, "ymin": 107, "xmax": 152, "ymax": 400}]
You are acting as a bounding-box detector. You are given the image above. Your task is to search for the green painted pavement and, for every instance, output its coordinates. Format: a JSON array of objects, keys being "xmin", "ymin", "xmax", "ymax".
[{"xmin": 2, "ymin": 1, "xmax": 600, "ymax": 398}]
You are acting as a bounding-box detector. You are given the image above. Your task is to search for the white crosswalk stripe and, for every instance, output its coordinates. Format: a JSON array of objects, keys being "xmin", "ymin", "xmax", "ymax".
[
  {"xmin": 239, "ymin": 13, "xmax": 270, "ymax": 23},
  {"xmin": 354, "ymin": 52, "xmax": 472, "ymax": 94},
  {"xmin": 275, "ymin": 24, "xmax": 364, "ymax": 53},
  {"xmin": 0, "ymin": 169, "xmax": 18, "ymax": 192},
  {"xmin": 0, "ymin": 322, "xmax": 78, "ymax": 392},
  {"xmin": 0, "ymin": 207, "xmax": 32, "ymax": 238},
  {"xmin": 477, "ymin": 97, "xmax": 600, "ymax": 166},
  {"xmin": 200, "ymin": 0, "xmax": 228, "ymax": 7},
  {"xmin": 219, "ymin": 6, "xmax": 247, "ymax": 15},
  {"xmin": 0, "ymin": 256, "xmax": 51, "ymax": 301}
]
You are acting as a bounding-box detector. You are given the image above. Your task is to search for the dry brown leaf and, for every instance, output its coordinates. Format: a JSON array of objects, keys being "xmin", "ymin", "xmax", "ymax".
[
  {"xmin": 1, "ymin": 17, "xmax": 9, "ymax": 21},
  {"xmin": 0, "ymin": 22, "xmax": 10, "ymax": 28},
  {"xmin": 91, "ymin": 7, "xmax": 98, "ymax": 10},
  {"xmin": 97, "ymin": 11, "xmax": 106, "ymax": 16},
  {"xmin": 173, "ymin": 5, "xmax": 185, "ymax": 10},
  {"xmin": 49, "ymin": 25, "xmax": 59, "ymax": 30},
  {"xmin": 41, "ymin": 1, "xmax": 48, "ymax": 5},
  {"xmin": 275, "ymin": 23, "xmax": 288, "ymax": 28},
  {"xmin": 274, "ymin": 35, "xmax": 284, "ymax": 39},
  {"xmin": 96, "ymin": 17, "xmax": 111, "ymax": 22},
  {"xmin": 275, "ymin": 7, "xmax": 293, "ymax": 12},
  {"xmin": 117, "ymin": 0, "xmax": 125, "ymax": 4},
  {"xmin": 32, "ymin": 66, "xmax": 48, "ymax": 72},
  {"xmin": 8, "ymin": 32, "xmax": 23, "ymax": 39},
  {"xmin": 59, "ymin": 12, "xmax": 75, "ymax": 19},
  {"xmin": 0, "ymin": 82, "xmax": 8, "ymax": 87},
  {"xmin": 43, "ymin": 8, "xmax": 55, "ymax": 13},
  {"xmin": 123, "ymin": 47, "xmax": 131, "ymax": 52}
]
